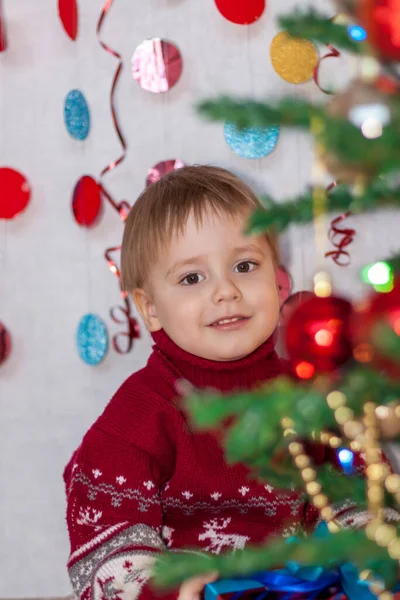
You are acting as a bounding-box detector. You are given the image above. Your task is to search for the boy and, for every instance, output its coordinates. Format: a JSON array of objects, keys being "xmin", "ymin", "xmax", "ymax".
[{"xmin": 64, "ymin": 166, "xmax": 362, "ymax": 600}]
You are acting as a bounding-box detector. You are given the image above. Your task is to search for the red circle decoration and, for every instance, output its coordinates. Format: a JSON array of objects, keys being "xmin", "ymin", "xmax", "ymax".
[
  {"xmin": 132, "ymin": 39, "xmax": 183, "ymax": 93},
  {"xmin": 0, "ymin": 167, "xmax": 31, "ymax": 219},
  {"xmin": 58, "ymin": 0, "xmax": 78, "ymax": 41},
  {"xmin": 286, "ymin": 295, "xmax": 354, "ymax": 374},
  {"xmin": 146, "ymin": 159, "xmax": 186, "ymax": 187},
  {"xmin": 358, "ymin": 0, "xmax": 400, "ymax": 61},
  {"xmin": 72, "ymin": 175, "xmax": 102, "ymax": 227},
  {"xmin": 0, "ymin": 322, "xmax": 11, "ymax": 366},
  {"xmin": 214, "ymin": 0, "xmax": 265, "ymax": 25},
  {"xmin": 352, "ymin": 278, "xmax": 400, "ymax": 379}
]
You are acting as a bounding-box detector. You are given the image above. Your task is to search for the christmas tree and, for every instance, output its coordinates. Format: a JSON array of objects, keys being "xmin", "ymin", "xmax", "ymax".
[{"xmin": 156, "ymin": 3, "xmax": 400, "ymax": 598}]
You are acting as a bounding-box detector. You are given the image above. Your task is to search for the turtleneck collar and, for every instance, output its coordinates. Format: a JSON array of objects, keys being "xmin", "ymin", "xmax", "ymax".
[{"xmin": 149, "ymin": 329, "xmax": 284, "ymax": 392}]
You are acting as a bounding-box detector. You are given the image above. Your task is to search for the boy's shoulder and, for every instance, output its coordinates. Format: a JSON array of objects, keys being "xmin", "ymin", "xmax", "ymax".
[{"xmin": 94, "ymin": 361, "xmax": 180, "ymax": 438}]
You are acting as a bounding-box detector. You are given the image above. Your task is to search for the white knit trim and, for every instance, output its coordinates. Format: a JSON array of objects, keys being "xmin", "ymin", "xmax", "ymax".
[{"xmin": 69, "ymin": 522, "xmax": 129, "ymax": 562}]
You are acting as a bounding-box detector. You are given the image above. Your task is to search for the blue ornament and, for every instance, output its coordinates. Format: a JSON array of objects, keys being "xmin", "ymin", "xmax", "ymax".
[
  {"xmin": 64, "ymin": 89, "xmax": 91, "ymax": 140},
  {"xmin": 337, "ymin": 448, "xmax": 354, "ymax": 475},
  {"xmin": 224, "ymin": 121, "xmax": 280, "ymax": 159},
  {"xmin": 348, "ymin": 25, "xmax": 367, "ymax": 42},
  {"xmin": 76, "ymin": 313, "xmax": 108, "ymax": 365}
]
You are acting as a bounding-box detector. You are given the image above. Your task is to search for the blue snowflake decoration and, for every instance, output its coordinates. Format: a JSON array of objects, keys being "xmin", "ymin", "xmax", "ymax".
[
  {"xmin": 64, "ymin": 89, "xmax": 91, "ymax": 140},
  {"xmin": 224, "ymin": 121, "xmax": 280, "ymax": 159},
  {"xmin": 76, "ymin": 313, "xmax": 108, "ymax": 366}
]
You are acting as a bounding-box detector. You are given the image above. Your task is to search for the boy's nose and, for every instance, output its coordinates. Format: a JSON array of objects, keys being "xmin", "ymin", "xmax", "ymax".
[{"xmin": 212, "ymin": 278, "xmax": 242, "ymax": 304}]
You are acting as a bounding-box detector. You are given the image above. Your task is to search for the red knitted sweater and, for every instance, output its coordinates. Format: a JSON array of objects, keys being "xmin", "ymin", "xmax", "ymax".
[{"xmin": 64, "ymin": 330, "xmax": 367, "ymax": 600}]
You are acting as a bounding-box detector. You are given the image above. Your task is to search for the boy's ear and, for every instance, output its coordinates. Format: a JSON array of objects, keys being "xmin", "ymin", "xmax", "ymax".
[{"xmin": 133, "ymin": 288, "xmax": 162, "ymax": 332}]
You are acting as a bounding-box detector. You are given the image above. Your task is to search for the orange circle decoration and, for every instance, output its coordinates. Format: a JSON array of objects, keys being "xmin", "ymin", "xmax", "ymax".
[{"xmin": 270, "ymin": 31, "xmax": 318, "ymax": 84}]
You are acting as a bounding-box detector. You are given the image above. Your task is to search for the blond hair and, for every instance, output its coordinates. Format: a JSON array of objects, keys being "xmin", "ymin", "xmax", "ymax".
[{"xmin": 121, "ymin": 165, "xmax": 278, "ymax": 291}]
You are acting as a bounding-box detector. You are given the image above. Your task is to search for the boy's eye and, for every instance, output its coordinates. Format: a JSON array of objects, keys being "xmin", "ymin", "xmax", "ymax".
[
  {"xmin": 180, "ymin": 273, "xmax": 205, "ymax": 285},
  {"xmin": 234, "ymin": 261, "xmax": 257, "ymax": 273}
]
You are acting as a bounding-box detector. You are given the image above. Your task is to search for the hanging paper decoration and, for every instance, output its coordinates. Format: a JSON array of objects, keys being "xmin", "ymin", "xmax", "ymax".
[
  {"xmin": 76, "ymin": 313, "xmax": 108, "ymax": 365},
  {"xmin": 64, "ymin": 90, "xmax": 90, "ymax": 140},
  {"xmin": 96, "ymin": 0, "xmax": 128, "ymax": 213},
  {"xmin": 72, "ymin": 175, "xmax": 102, "ymax": 227},
  {"xmin": 325, "ymin": 212, "xmax": 356, "ymax": 266},
  {"xmin": 132, "ymin": 39, "xmax": 183, "ymax": 93},
  {"xmin": 0, "ymin": 0, "xmax": 7, "ymax": 52},
  {"xmin": 146, "ymin": 159, "xmax": 186, "ymax": 187},
  {"xmin": 105, "ymin": 247, "xmax": 141, "ymax": 354},
  {"xmin": 0, "ymin": 167, "xmax": 31, "ymax": 220},
  {"xmin": 270, "ymin": 31, "xmax": 318, "ymax": 84},
  {"xmin": 286, "ymin": 295, "xmax": 354, "ymax": 375},
  {"xmin": 214, "ymin": 0, "xmax": 266, "ymax": 25},
  {"xmin": 58, "ymin": 0, "xmax": 78, "ymax": 40},
  {"xmin": 224, "ymin": 121, "xmax": 279, "ymax": 159},
  {"xmin": 313, "ymin": 45, "xmax": 341, "ymax": 95},
  {"xmin": 0, "ymin": 322, "xmax": 11, "ymax": 366},
  {"xmin": 358, "ymin": 0, "xmax": 400, "ymax": 62}
]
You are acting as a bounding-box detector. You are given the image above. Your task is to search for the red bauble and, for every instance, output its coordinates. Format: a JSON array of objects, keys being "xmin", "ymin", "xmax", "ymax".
[
  {"xmin": 286, "ymin": 295, "xmax": 353, "ymax": 376},
  {"xmin": 352, "ymin": 278, "xmax": 400, "ymax": 378},
  {"xmin": 214, "ymin": 0, "xmax": 265, "ymax": 24},
  {"xmin": 0, "ymin": 167, "xmax": 31, "ymax": 219},
  {"xmin": 0, "ymin": 322, "xmax": 11, "ymax": 366},
  {"xmin": 72, "ymin": 175, "xmax": 102, "ymax": 227},
  {"xmin": 358, "ymin": 0, "xmax": 400, "ymax": 62},
  {"xmin": 280, "ymin": 291, "xmax": 315, "ymax": 329}
]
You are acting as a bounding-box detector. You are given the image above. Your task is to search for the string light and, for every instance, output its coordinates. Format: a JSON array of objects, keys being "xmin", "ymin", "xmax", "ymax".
[{"xmin": 348, "ymin": 24, "xmax": 367, "ymax": 42}]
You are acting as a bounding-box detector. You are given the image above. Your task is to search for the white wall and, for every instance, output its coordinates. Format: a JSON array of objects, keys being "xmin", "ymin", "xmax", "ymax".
[{"xmin": 1, "ymin": 0, "xmax": 399, "ymax": 595}]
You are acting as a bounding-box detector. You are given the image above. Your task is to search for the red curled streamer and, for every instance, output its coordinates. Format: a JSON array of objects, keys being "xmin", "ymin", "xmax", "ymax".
[
  {"xmin": 98, "ymin": 3, "xmax": 140, "ymax": 352},
  {"xmin": 105, "ymin": 247, "xmax": 140, "ymax": 354},
  {"xmin": 96, "ymin": 0, "xmax": 129, "ymax": 218},
  {"xmin": 313, "ymin": 44, "xmax": 341, "ymax": 95},
  {"xmin": 325, "ymin": 212, "xmax": 356, "ymax": 266}
]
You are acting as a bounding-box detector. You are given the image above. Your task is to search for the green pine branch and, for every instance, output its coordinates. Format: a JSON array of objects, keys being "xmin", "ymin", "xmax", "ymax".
[
  {"xmin": 278, "ymin": 9, "xmax": 366, "ymax": 54},
  {"xmin": 247, "ymin": 180, "xmax": 400, "ymax": 236},
  {"xmin": 154, "ymin": 529, "xmax": 396, "ymax": 589},
  {"xmin": 198, "ymin": 96, "xmax": 400, "ymax": 175},
  {"xmin": 371, "ymin": 322, "xmax": 400, "ymax": 362}
]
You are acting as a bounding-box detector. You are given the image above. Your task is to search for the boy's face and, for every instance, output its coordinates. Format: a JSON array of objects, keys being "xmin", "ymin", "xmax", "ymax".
[{"xmin": 135, "ymin": 208, "xmax": 280, "ymax": 362}]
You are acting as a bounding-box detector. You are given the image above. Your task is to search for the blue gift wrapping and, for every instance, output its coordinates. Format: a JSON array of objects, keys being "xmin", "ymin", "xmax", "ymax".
[{"xmin": 204, "ymin": 564, "xmax": 376, "ymax": 600}]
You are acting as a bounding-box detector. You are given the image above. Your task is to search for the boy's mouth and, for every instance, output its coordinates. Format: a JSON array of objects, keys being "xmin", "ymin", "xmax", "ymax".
[{"xmin": 208, "ymin": 315, "xmax": 249, "ymax": 327}]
